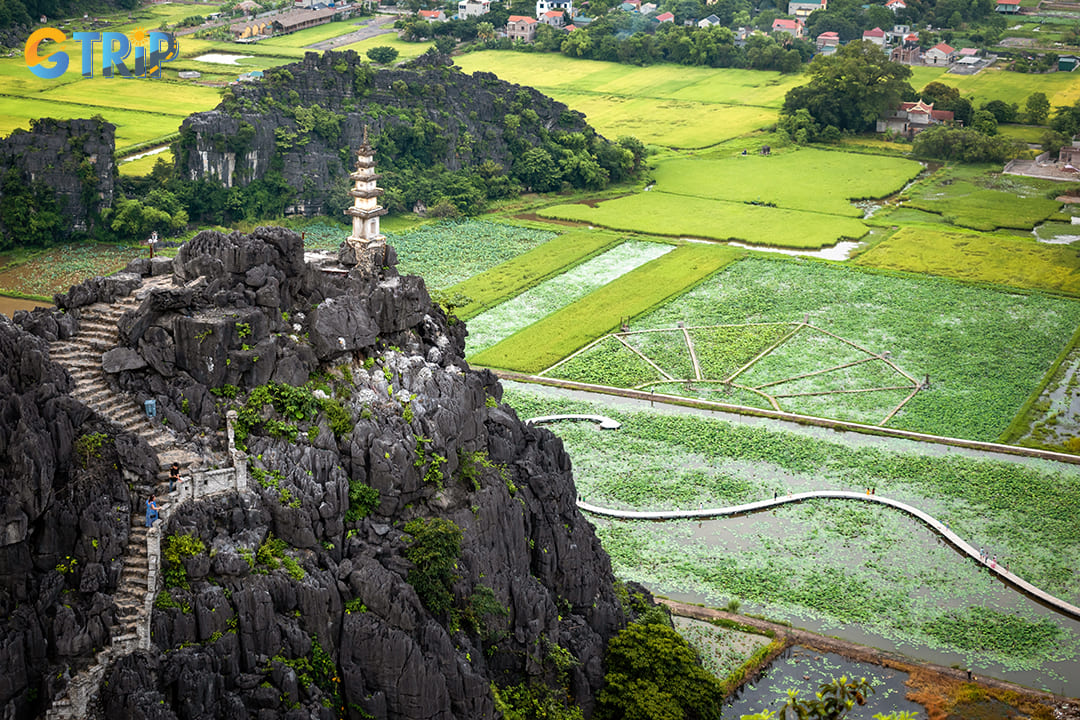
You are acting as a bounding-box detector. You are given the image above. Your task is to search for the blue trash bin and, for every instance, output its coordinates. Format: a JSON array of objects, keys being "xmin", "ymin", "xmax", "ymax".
[{"xmin": 144, "ymin": 398, "xmax": 157, "ymax": 419}]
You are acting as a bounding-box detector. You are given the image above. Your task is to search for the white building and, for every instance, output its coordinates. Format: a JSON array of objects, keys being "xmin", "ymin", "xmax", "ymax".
[{"xmin": 536, "ymin": 0, "xmax": 573, "ymax": 20}]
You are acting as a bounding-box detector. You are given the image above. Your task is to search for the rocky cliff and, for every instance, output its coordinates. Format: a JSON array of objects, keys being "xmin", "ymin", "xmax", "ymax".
[
  {"xmin": 8, "ymin": 228, "xmax": 628, "ymax": 719},
  {"xmin": 173, "ymin": 50, "xmax": 606, "ymax": 215},
  {"xmin": 0, "ymin": 310, "xmax": 157, "ymax": 719},
  {"xmin": 0, "ymin": 117, "xmax": 116, "ymax": 246}
]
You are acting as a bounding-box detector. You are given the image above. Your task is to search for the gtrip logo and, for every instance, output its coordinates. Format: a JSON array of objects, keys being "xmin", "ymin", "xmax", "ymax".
[{"xmin": 26, "ymin": 28, "xmax": 179, "ymax": 79}]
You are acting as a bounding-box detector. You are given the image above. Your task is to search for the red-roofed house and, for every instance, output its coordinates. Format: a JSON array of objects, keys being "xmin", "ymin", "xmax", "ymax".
[
  {"xmin": 877, "ymin": 100, "xmax": 954, "ymax": 137},
  {"xmin": 958, "ymin": 47, "xmax": 979, "ymax": 56},
  {"xmin": 862, "ymin": 26, "xmax": 886, "ymax": 46},
  {"xmin": 996, "ymin": 0, "xmax": 1020, "ymax": 12},
  {"xmin": 540, "ymin": 9, "xmax": 565, "ymax": 25},
  {"xmin": 925, "ymin": 42, "xmax": 955, "ymax": 64},
  {"xmin": 816, "ymin": 30, "xmax": 839, "ymax": 49},
  {"xmin": 418, "ymin": 9, "xmax": 448, "ymax": 21},
  {"xmin": 772, "ymin": 17, "xmax": 804, "ymax": 37},
  {"xmin": 656, "ymin": 10, "xmax": 675, "ymax": 21},
  {"xmin": 507, "ymin": 14, "xmax": 539, "ymax": 40},
  {"xmin": 885, "ymin": 0, "xmax": 906, "ymax": 12}
]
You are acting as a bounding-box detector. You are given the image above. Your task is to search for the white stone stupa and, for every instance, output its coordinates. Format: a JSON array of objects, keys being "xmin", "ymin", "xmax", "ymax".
[{"xmin": 343, "ymin": 126, "xmax": 387, "ymax": 268}]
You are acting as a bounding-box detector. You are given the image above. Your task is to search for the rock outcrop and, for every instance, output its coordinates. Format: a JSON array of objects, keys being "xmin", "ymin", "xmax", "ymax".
[
  {"xmin": 0, "ymin": 117, "xmax": 116, "ymax": 242},
  {"xmin": 0, "ymin": 312, "xmax": 156, "ymax": 719},
  {"xmin": 174, "ymin": 50, "xmax": 594, "ymax": 215},
  {"xmin": 6, "ymin": 227, "xmax": 627, "ymax": 718}
]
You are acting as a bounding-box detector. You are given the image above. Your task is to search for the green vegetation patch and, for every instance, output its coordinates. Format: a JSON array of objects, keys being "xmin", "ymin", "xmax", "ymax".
[
  {"xmin": 502, "ymin": 386, "xmax": 1080, "ymax": 675},
  {"xmin": 551, "ymin": 336, "xmax": 663, "ymax": 388},
  {"xmin": 442, "ymin": 228, "xmax": 624, "ymax": 320},
  {"xmin": 638, "ymin": 257, "xmax": 1080, "ymax": 440},
  {"xmin": 389, "ymin": 220, "xmax": 556, "ymax": 290},
  {"xmin": 470, "ymin": 244, "xmax": 742, "ymax": 373},
  {"xmin": 923, "ymin": 607, "xmax": 1065, "ymax": 661},
  {"xmin": 855, "ymin": 227, "xmax": 1080, "ymax": 295},
  {"xmin": 539, "ymin": 193, "xmax": 868, "ymax": 249},
  {"xmin": 904, "ymin": 172, "xmax": 1061, "ymax": 232},
  {"xmin": 691, "ymin": 324, "xmax": 793, "ymax": 380},
  {"xmin": 652, "ymin": 149, "xmax": 923, "ymax": 218}
]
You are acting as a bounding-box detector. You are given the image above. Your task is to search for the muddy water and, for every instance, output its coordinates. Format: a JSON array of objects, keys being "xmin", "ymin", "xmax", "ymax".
[
  {"xmin": 725, "ymin": 646, "xmax": 924, "ymax": 719},
  {"xmin": 0, "ymin": 295, "xmax": 52, "ymax": 317}
]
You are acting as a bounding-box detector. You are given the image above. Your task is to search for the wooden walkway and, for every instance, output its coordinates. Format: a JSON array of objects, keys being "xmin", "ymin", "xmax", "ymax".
[{"xmin": 578, "ymin": 491, "xmax": 1080, "ymax": 622}]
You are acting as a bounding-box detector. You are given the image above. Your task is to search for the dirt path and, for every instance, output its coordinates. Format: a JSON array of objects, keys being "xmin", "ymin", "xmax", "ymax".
[
  {"xmin": 659, "ymin": 599, "xmax": 1073, "ymax": 706},
  {"xmin": 305, "ymin": 15, "xmax": 398, "ymax": 51}
]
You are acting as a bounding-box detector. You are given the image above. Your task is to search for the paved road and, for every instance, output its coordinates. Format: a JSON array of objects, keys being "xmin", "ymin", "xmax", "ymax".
[{"xmin": 306, "ymin": 15, "xmax": 399, "ymax": 51}]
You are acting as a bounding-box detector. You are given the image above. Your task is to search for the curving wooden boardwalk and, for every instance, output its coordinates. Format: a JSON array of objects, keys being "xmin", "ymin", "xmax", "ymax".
[
  {"xmin": 527, "ymin": 414, "xmax": 622, "ymax": 430},
  {"xmin": 577, "ymin": 491, "xmax": 1080, "ymax": 622}
]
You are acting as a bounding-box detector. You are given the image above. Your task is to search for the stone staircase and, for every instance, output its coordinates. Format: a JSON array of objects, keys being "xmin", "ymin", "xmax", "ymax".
[{"xmin": 44, "ymin": 275, "xmax": 201, "ymax": 720}]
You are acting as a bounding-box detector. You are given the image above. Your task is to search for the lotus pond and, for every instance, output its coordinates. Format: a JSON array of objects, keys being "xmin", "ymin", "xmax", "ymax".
[{"xmin": 504, "ymin": 383, "xmax": 1080, "ymax": 693}]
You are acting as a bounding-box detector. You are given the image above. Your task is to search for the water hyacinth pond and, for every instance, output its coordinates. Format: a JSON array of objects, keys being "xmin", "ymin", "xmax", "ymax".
[{"xmin": 503, "ymin": 384, "xmax": 1080, "ymax": 693}]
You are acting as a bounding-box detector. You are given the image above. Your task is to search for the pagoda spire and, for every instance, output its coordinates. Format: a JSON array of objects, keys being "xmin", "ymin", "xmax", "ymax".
[{"xmin": 343, "ymin": 125, "xmax": 387, "ymax": 268}]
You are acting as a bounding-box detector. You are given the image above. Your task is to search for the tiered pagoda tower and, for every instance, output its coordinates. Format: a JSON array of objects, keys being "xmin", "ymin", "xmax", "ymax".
[{"xmin": 344, "ymin": 126, "xmax": 387, "ymax": 266}]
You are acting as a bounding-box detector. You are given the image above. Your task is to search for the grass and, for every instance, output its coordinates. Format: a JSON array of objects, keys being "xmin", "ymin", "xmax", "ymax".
[
  {"xmin": 909, "ymin": 65, "xmax": 1080, "ymax": 108},
  {"xmin": 256, "ymin": 18, "xmax": 369, "ymax": 48},
  {"xmin": 539, "ymin": 192, "xmax": 870, "ymax": 248},
  {"xmin": 452, "ymin": 52, "xmax": 802, "ymax": 148},
  {"xmin": 855, "ymin": 227, "xmax": 1080, "ymax": 295},
  {"xmin": 337, "ymin": 35, "xmax": 433, "ymax": 63},
  {"xmin": 901, "ymin": 165, "xmax": 1063, "ymax": 232},
  {"xmin": 468, "ymin": 243, "xmax": 743, "ymax": 373},
  {"xmin": 118, "ymin": 148, "xmax": 173, "ymax": 177},
  {"xmin": 442, "ymin": 228, "xmax": 626, "ymax": 320},
  {"xmin": 635, "ymin": 256, "xmax": 1080, "ymax": 441},
  {"xmin": 0, "ymin": 97, "xmax": 185, "ymax": 153},
  {"xmin": 0, "ymin": 242, "xmax": 146, "ymax": 298},
  {"xmin": 650, "ymin": 147, "xmax": 923, "ymax": 217}
]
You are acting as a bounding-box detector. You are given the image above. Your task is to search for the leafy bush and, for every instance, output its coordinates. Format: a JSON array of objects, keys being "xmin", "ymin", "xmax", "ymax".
[
  {"xmin": 346, "ymin": 480, "xmax": 380, "ymax": 522},
  {"xmin": 74, "ymin": 431, "xmax": 110, "ymax": 467},
  {"xmin": 163, "ymin": 534, "xmax": 206, "ymax": 589},
  {"xmin": 403, "ymin": 517, "xmax": 463, "ymax": 617},
  {"xmin": 595, "ymin": 621, "xmax": 725, "ymax": 720}
]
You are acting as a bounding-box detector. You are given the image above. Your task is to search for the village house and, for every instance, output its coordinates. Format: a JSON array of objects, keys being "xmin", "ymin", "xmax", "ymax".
[
  {"xmin": 924, "ymin": 41, "xmax": 955, "ymax": 64},
  {"xmin": 890, "ymin": 33, "xmax": 921, "ymax": 63},
  {"xmin": 1058, "ymin": 138, "xmax": 1080, "ymax": 167},
  {"xmin": 885, "ymin": 24, "xmax": 910, "ymax": 43},
  {"xmin": 272, "ymin": 6, "xmax": 345, "ymax": 35},
  {"xmin": 655, "ymin": 11, "xmax": 675, "ymax": 22},
  {"xmin": 861, "ymin": 26, "xmax": 886, "ymax": 46},
  {"xmin": 815, "ymin": 30, "xmax": 839, "ymax": 49},
  {"xmin": 536, "ymin": 0, "xmax": 573, "ymax": 19},
  {"xmin": 787, "ymin": 0, "xmax": 826, "ymax": 17},
  {"xmin": 506, "ymin": 14, "xmax": 539, "ymax": 41},
  {"xmin": 458, "ymin": 0, "xmax": 491, "ymax": 18},
  {"xmin": 540, "ymin": 9, "xmax": 565, "ymax": 27},
  {"xmin": 236, "ymin": 0, "xmax": 262, "ymax": 13},
  {"xmin": 698, "ymin": 14, "xmax": 721, "ymax": 27},
  {"xmin": 640, "ymin": 2, "xmax": 658, "ymax": 13},
  {"xmin": 877, "ymin": 100, "xmax": 954, "ymax": 138},
  {"xmin": 418, "ymin": 8, "xmax": 448, "ymax": 21},
  {"xmin": 885, "ymin": 0, "xmax": 906, "ymax": 13},
  {"xmin": 230, "ymin": 18, "xmax": 270, "ymax": 39},
  {"xmin": 772, "ymin": 17, "xmax": 804, "ymax": 37},
  {"xmin": 995, "ymin": 0, "xmax": 1021, "ymax": 13}
]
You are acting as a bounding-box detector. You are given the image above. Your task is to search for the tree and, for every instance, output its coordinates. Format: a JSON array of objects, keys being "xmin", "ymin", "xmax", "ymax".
[
  {"xmin": 434, "ymin": 35, "xmax": 456, "ymax": 54},
  {"xmin": 1026, "ymin": 91, "xmax": 1050, "ymax": 125},
  {"xmin": 980, "ymin": 99, "xmax": 1018, "ymax": 124},
  {"xmin": 1051, "ymin": 100, "xmax": 1080, "ymax": 138},
  {"xmin": 781, "ymin": 41, "xmax": 913, "ymax": 133},
  {"xmin": 595, "ymin": 620, "xmax": 726, "ymax": 720},
  {"xmin": 972, "ymin": 109, "xmax": 998, "ymax": 135},
  {"xmin": 366, "ymin": 45, "xmax": 399, "ymax": 64},
  {"xmin": 740, "ymin": 676, "xmax": 918, "ymax": 720},
  {"xmin": 912, "ymin": 125, "xmax": 1018, "ymax": 163},
  {"xmin": 514, "ymin": 147, "xmax": 562, "ymax": 192}
]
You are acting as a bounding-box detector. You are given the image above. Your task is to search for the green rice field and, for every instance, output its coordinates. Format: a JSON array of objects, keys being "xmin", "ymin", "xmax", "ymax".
[
  {"xmin": 856, "ymin": 227, "xmax": 1080, "ymax": 295},
  {"xmin": 539, "ymin": 192, "xmax": 870, "ymax": 248},
  {"xmin": 469, "ymin": 243, "xmax": 742, "ymax": 372}
]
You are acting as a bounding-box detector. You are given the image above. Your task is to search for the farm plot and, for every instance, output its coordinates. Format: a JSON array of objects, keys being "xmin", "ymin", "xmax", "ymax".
[
  {"xmin": 902, "ymin": 167, "xmax": 1062, "ymax": 232},
  {"xmin": 631, "ymin": 256, "xmax": 1080, "ymax": 441},
  {"xmin": 855, "ymin": 227, "xmax": 1080, "ymax": 295},
  {"xmin": 464, "ymin": 241, "xmax": 673, "ymax": 355},
  {"xmin": 443, "ymin": 228, "xmax": 625, "ymax": 320},
  {"xmin": 452, "ymin": 52, "xmax": 800, "ymax": 148},
  {"xmin": 468, "ymin": 244, "xmax": 742, "ymax": 373},
  {"xmin": 539, "ymin": 193, "xmax": 869, "ymax": 249},
  {"xmin": 502, "ymin": 386, "xmax": 1080, "ymax": 686},
  {"xmin": 381, "ymin": 220, "xmax": 557, "ymax": 290},
  {"xmin": 546, "ymin": 321, "xmax": 919, "ymax": 426},
  {"xmin": 673, "ymin": 617, "xmax": 773, "ymax": 683},
  {"xmin": 0, "ymin": 243, "xmax": 146, "ymax": 299},
  {"xmin": 651, "ymin": 149, "xmax": 923, "ymax": 217}
]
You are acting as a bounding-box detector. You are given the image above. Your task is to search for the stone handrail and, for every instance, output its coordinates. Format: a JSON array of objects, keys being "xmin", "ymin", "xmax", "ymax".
[{"xmin": 577, "ymin": 491, "xmax": 1080, "ymax": 622}]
